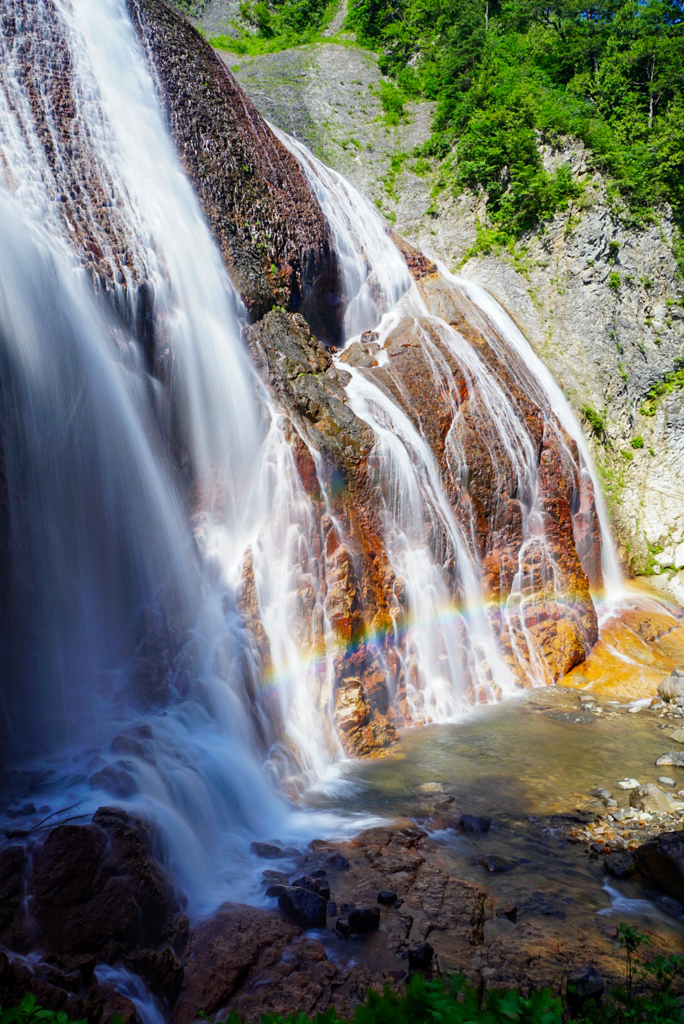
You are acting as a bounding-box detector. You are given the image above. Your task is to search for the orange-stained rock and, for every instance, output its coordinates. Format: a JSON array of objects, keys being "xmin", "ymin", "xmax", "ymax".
[
  {"xmin": 561, "ymin": 588, "xmax": 684, "ymax": 699},
  {"xmin": 334, "ymin": 678, "xmax": 397, "ymax": 757}
]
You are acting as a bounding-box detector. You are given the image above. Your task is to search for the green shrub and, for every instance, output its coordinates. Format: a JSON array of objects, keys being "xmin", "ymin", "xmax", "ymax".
[
  {"xmin": 376, "ymin": 80, "xmax": 407, "ymax": 125},
  {"xmin": 608, "ymin": 272, "xmax": 621, "ymax": 290},
  {"xmin": 581, "ymin": 403, "xmax": 605, "ymax": 438},
  {"xmin": 631, "ymin": 435, "xmax": 644, "ymax": 449}
]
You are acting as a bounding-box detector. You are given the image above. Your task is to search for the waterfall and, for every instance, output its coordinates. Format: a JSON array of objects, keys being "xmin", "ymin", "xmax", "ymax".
[
  {"xmin": 0, "ymin": 0, "xmax": 323, "ymax": 911},
  {"xmin": 0, "ymin": 0, "xmax": 617, "ymax": 921},
  {"xmin": 278, "ymin": 133, "xmax": 612, "ymax": 705}
]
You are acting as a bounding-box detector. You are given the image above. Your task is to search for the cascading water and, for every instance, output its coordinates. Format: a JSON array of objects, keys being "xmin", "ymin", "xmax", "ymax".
[
  {"xmin": 0, "ymin": 0, "xmax": 338, "ymax": 911},
  {"xmin": 278, "ymin": 133, "xmax": 614, "ymax": 708},
  {"xmin": 0, "ymin": 0, "xmax": 620, "ymax": 933}
]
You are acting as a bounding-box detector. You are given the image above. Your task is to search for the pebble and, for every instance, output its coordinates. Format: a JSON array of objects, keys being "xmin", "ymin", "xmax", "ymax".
[
  {"xmin": 617, "ymin": 779, "xmax": 639, "ymax": 790},
  {"xmin": 670, "ymin": 729, "xmax": 684, "ymax": 744},
  {"xmin": 659, "ymin": 776, "xmax": 676, "ymax": 786}
]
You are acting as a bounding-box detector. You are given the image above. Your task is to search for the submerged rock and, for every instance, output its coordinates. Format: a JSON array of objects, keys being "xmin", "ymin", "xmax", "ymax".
[{"xmin": 456, "ymin": 814, "xmax": 491, "ymax": 834}]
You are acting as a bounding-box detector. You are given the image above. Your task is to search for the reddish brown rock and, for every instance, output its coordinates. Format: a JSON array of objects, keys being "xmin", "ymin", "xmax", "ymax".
[
  {"xmin": 126, "ymin": 0, "xmax": 343, "ymax": 340},
  {"xmin": 30, "ymin": 807, "xmax": 180, "ymax": 960}
]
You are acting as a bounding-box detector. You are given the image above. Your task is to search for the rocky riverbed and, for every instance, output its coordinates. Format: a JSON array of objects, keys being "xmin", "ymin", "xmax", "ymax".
[{"xmin": 4, "ymin": 683, "xmax": 684, "ymax": 1022}]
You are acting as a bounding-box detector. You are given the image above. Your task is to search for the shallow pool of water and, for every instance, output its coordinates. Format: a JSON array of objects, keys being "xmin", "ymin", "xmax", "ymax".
[{"xmin": 305, "ymin": 687, "xmax": 684, "ymax": 936}]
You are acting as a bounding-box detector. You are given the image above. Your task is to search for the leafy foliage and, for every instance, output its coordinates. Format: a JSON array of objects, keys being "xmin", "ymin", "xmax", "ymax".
[
  {"xmin": 210, "ymin": 0, "xmax": 337, "ymax": 53},
  {"xmin": 346, "ymin": 0, "xmax": 684, "ymax": 235},
  {"xmin": 0, "ymin": 993, "xmax": 83, "ymax": 1024}
]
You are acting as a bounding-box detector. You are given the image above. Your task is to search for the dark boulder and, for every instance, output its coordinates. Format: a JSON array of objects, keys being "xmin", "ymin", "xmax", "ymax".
[
  {"xmin": 325, "ymin": 852, "xmax": 350, "ymax": 871},
  {"xmin": 291, "ymin": 875, "xmax": 331, "ymax": 901},
  {"xmin": 634, "ymin": 829, "xmax": 684, "ymax": 901},
  {"xmin": 123, "ymin": 947, "xmax": 184, "ymax": 1004},
  {"xmin": 566, "ymin": 967, "xmax": 604, "ymax": 1011},
  {"xmin": 30, "ymin": 806, "xmax": 181, "ymax": 959},
  {"xmin": 377, "ymin": 890, "xmax": 397, "ymax": 906},
  {"xmin": 278, "ymin": 887, "xmax": 327, "ymax": 929},
  {"xmin": 456, "ymin": 814, "xmax": 491, "ymax": 834},
  {"xmin": 88, "ymin": 763, "xmax": 138, "ymax": 799},
  {"xmin": 604, "ymin": 852, "xmax": 636, "ymax": 879},
  {"xmin": 408, "ymin": 942, "xmax": 433, "ymax": 973},
  {"xmin": 0, "ymin": 845, "xmax": 29, "ymax": 952},
  {"xmin": 251, "ymin": 841, "xmax": 282, "ymax": 859},
  {"xmin": 348, "ymin": 906, "xmax": 380, "ymax": 934}
]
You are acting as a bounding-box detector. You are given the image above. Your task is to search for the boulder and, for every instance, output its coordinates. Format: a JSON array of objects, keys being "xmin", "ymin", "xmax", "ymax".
[
  {"xmin": 496, "ymin": 902, "xmax": 518, "ymax": 922},
  {"xmin": 88, "ymin": 764, "xmax": 138, "ymax": 799},
  {"xmin": 0, "ymin": 846, "xmax": 29, "ymax": 952},
  {"xmin": 480, "ymin": 855, "xmax": 516, "ymax": 873},
  {"xmin": 408, "ymin": 942, "xmax": 434, "ymax": 972},
  {"xmin": 656, "ymin": 751, "xmax": 684, "ymax": 768},
  {"xmin": 629, "ymin": 783, "xmax": 671, "ymax": 813},
  {"xmin": 348, "ymin": 906, "xmax": 380, "ymax": 934},
  {"xmin": 172, "ymin": 903, "xmax": 301, "ymax": 1023},
  {"xmin": 30, "ymin": 807, "xmax": 180, "ymax": 959},
  {"xmin": 278, "ymin": 887, "xmax": 327, "ymax": 929},
  {"xmin": 634, "ymin": 830, "xmax": 684, "ymax": 901},
  {"xmin": 250, "ymin": 842, "xmax": 282, "ymax": 859},
  {"xmin": 123, "ymin": 947, "xmax": 184, "ymax": 1004},
  {"xmin": 456, "ymin": 814, "xmax": 491, "ymax": 833},
  {"xmin": 604, "ymin": 852, "xmax": 636, "ymax": 879},
  {"xmin": 658, "ymin": 672, "xmax": 684, "ymax": 703},
  {"xmin": 291, "ymin": 876, "xmax": 331, "ymax": 901},
  {"xmin": 377, "ymin": 890, "xmax": 397, "ymax": 906}
]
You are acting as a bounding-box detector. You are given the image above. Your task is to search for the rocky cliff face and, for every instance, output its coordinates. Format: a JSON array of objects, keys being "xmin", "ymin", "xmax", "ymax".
[
  {"xmin": 243, "ymin": 258, "xmax": 600, "ymax": 759},
  {"xmin": 225, "ymin": 41, "xmax": 684, "ymax": 605},
  {"xmin": 0, "ymin": 0, "xmax": 603, "ymax": 758},
  {"xmin": 127, "ymin": 0, "xmax": 344, "ymax": 342}
]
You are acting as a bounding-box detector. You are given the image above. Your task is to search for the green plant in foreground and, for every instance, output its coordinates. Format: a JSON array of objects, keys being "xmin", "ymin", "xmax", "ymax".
[
  {"xmin": 0, "ymin": 993, "xmax": 84, "ymax": 1024},
  {"xmin": 631, "ymin": 435, "xmax": 644, "ymax": 449}
]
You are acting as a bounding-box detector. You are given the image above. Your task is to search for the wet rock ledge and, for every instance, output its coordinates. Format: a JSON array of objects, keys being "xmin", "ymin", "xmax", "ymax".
[{"xmin": 2, "ymin": 806, "xmax": 682, "ymax": 1023}]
